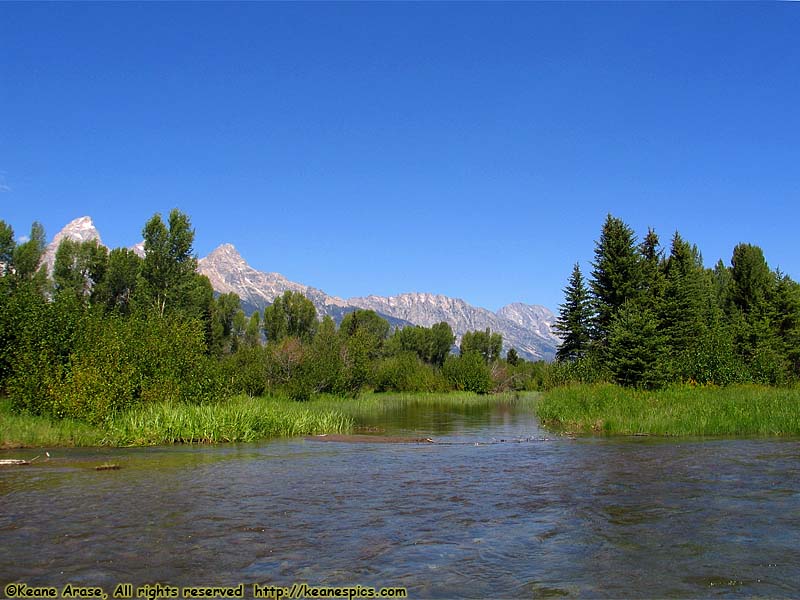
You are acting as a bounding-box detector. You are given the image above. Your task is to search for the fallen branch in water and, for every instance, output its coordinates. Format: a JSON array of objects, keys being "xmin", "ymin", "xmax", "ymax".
[{"xmin": 0, "ymin": 458, "xmax": 32, "ymax": 466}]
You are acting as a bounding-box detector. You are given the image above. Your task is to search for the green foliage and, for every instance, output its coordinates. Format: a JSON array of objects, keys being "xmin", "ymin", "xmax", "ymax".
[
  {"xmin": 301, "ymin": 316, "xmax": 346, "ymax": 395},
  {"xmin": 460, "ymin": 328, "xmax": 502, "ymax": 363},
  {"xmin": 538, "ymin": 383, "xmax": 800, "ymax": 437},
  {"xmin": 104, "ymin": 395, "xmax": 354, "ymax": 445},
  {"xmin": 12, "ymin": 222, "xmax": 47, "ymax": 281},
  {"xmin": 540, "ymin": 353, "xmax": 610, "ymax": 390},
  {"xmin": 220, "ymin": 343, "xmax": 268, "ymax": 397},
  {"xmin": 554, "ymin": 263, "xmax": 592, "ymax": 361},
  {"xmin": 730, "ymin": 243, "xmax": 773, "ymax": 316},
  {"xmin": 0, "ymin": 398, "xmax": 107, "ymax": 448},
  {"xmin": 385, "ymin": 322, "xmax": 454, "ymax": 366},
  {"xmin": 375, "ymin": 351, "xmax": 449, "ymax": 393},
  {"xmin": 93, "ymin": 247, "xmax": 141, "ymax": 313},
  {"xmin": 590, "ymin": 214, "xmax": 643, "ymax": 342},
  {"xmin": 340, "ymin": 309, "xmax": 390, "ymax": 346},
  {"xmin": 607, "ymin": 300, "xmax": 667, "ymax": 389},
  {"xmin": 139, "ymin": 209, "xmax": 198, "ymax": 317},
  {"xmin": 210, "ymin": 292, "xmax": 241, "ymax": 354},
  {"xmin": 443, "ymin": 351, "xmax": 492, "ymax": 393},
  {"xmin": 506, "ymin": 347, "xmax": 520, "ymax": 366},
  {"xmin": 245, "ymin": 310, "xmax": 262, "ymax": 346},
  {"xmin": 262, "ymin": 290, "xmax": 318, "ymax": 343},
  {"xmin": 559, "ymin": 214, "xmax": 800, "ymax": 388},
  {"xmin": 771, "ymin": 273, "xmax": 800, "ymax": 377},
  {"xmin": 53, "ymin": 238, "xmax": 109, "ymax": 304},
  {"xmin": 9, "ymin": 308, "xmax": 223, "ymax": 424},
  {"xmin": 0, "ymin": 220, "xmax": 15, "ymax": 271}
]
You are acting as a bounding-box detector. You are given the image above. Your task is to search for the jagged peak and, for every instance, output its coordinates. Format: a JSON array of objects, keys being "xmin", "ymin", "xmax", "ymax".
[
  {"xmin": 53, "ymin": 216, "xmax": 101, "ymax": 241},
  {"xmin": 202, "ymin": 243, "xmax": 247, "ymax": 265}
]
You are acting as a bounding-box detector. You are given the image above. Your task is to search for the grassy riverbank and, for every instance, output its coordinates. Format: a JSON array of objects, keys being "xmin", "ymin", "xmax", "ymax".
[
  {"xmin": 1, "ymin": 399, "xmax": 107, "ymax": 448},
  {"xmin": 1, "ymin": 396, "xmax": 355, "ymax": 448},
  {"xmin": 1, "ymin": 391, "xmax": 531, "ymax": 448},
  {"xmin": 537, "ymin": 383, "xmax": 800, "ymax": 436}
]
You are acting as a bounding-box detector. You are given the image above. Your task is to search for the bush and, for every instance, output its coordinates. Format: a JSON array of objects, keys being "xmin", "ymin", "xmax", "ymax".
[
  {"xmin": 375, "ymin": 352, "xmax": 449, "ymax": 393},
  {"xmin": 220, "ymin": 344, "xmax": 269, "ymax": 397},
  {"xmin": 11, "ymin": 310, "xmax": 223, "ymax": 424},
  {"xmin": 443, "ymin": 352, "xmax": 492, "ymax": 394}
]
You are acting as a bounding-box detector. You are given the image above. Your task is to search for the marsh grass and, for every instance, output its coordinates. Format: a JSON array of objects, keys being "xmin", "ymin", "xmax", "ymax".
[
  {"xmin": 313, "ymin": 390, "xmax": 538, "ymax": 419},
  {"xmin": 0, "ymin": 399, "xmax": 106, "ymax": 448},
  {"xmin": 2, "ymin": 395, "xmax": 354, "ymax": 447},
  {"xmin": 104, "ymin": 395, "xmax": 355, "ymax": 445},
  {"xmin": 537, "ymin": 383, "xmax": 800, "ymax": 436}
]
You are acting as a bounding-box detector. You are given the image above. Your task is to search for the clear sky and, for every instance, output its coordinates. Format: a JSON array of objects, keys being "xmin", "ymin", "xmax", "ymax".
[{"xmin": 2, "ymin": 2, "xmax": 798, "ymax": 312}]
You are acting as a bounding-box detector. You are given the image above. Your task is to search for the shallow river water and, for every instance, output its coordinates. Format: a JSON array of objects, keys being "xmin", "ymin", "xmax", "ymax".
[{"xmin": 2, "ymin": 399, "xmax": 799, "ymax": 598}]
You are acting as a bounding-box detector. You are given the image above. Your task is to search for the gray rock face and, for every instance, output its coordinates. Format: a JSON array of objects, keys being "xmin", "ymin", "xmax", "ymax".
[
  {"xmin": 198, "ymin": 244, "xmax": 350, "ymax": 316},
  {"xmin": 41, "ymin": 216, "xmax": 102, "ymax": 275}
]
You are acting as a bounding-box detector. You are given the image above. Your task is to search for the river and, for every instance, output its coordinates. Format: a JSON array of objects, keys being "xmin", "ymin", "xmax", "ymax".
[{"xmin": 1, "ymin": 398, "xmax": 799, "ymax": 598}]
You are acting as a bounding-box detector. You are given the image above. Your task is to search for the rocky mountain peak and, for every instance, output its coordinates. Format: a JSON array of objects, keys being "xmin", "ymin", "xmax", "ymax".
[
  {"xmin": 202, "ymin": 243, "xmax": 248, "ymax": 269},
  {"xmin": 41, "ymin": 216, "xmax": 102, "ymax": 274}
]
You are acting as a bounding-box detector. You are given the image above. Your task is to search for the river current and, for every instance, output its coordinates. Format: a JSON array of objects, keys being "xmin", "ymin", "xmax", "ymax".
[{"xmin": 2, "ymin": 400, "xmax": 799, "ymax": 598}]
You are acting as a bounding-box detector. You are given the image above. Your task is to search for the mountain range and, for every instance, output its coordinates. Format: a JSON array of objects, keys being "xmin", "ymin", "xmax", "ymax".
[{"xmin": 43, "ymin": 217, "xmax": 560, "ymax": 360}]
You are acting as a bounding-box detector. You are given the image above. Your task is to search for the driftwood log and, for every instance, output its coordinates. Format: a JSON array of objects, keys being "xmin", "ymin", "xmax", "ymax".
[{"xmin": 0, "ymin": 459, "xmax": 32, "ymax": 466}]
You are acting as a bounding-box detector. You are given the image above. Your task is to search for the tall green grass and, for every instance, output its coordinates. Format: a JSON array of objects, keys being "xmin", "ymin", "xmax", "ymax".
[
  {"xmin": 537, "ymin": 383, "xmax": 800, "ymax": 436},
  {"xmin": 0, "ymin": 399, "xmax": 106, "ymax": 448},
  {"xmin": 312, "ymin": 390, "xmax": 538, "ymax": 419},
  {"xmin": 1, "ymin": 395, "xmax": 354, "ymax": 448},
  {"xmin": 105, "ymin": 395, "xmax": 354, "ymax": 445}
]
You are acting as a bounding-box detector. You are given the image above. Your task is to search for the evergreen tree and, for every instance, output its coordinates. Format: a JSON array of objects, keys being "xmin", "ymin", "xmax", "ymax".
[
  {"xmin": 638, "ymin": 227, "xmax": 667, "ymax": 310},
  {"xmin": 662, "ymin": 233, "xmax": 710, "ymax": 363},
  {"xmin": 506, "ymin": 347, "xmax": 520, "ymax": 366},
  {"xmin": 554, "ymin": 263, "xmax": 592, "ymax": 361},
  {"xmin": 590, "ymin": 214, "xmax": 643, "ymax": 342},
  {"xmin": 770, "ymin": 272, "xmax": 800, "ymax": 378},
  {"xmin": 728, "ymin": 243, "xmax": 778, "ymax": 362},
  {"xmin": 607, "ymin": 299, "xmax": 666, "ymax": 388},
  {"xmin": 730, "ymin": 243, "xmax": 773, "ymax": 317}
]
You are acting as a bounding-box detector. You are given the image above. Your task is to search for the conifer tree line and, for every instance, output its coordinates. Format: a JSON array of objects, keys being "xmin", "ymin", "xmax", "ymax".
[
  {"xmin": 0, "ymin": 210, "xmax": 540, "ymax": 424},
  {"xmin": 554, "ymin": 214, "xmax": 800, "ymax": 388}
]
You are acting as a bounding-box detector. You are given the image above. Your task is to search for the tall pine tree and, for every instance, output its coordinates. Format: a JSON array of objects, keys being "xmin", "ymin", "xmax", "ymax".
[
  {"xmin": 590, "ymin": 214, "xmax": 643, "ymax": 343},
  {"xmin": 554, "ymin": 263, "xmax": 591, "ymax": 361}
]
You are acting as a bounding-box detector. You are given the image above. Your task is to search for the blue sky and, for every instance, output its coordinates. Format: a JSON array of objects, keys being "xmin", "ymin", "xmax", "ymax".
[{"xmin": 2, "ymin": 3, "xmax": 798, "ymax": 312}]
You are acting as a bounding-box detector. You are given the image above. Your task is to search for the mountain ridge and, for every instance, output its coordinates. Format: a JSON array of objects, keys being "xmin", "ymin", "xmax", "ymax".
[{"xmin": 43, "ymin": 218, "xmax": 560, "ymax": 360}]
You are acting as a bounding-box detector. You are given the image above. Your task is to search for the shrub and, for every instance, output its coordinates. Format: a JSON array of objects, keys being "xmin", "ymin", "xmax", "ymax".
[
  {"xmin": 443, "ymin": 352, "xmax": 492, "ymax": 394},
  {"xmin": 375, "ymin": 352, "xmax": 449, "ymax": 393}
]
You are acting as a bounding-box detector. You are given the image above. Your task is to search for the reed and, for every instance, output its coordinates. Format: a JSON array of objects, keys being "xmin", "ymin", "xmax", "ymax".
[
  {"xmin": 104, "ymin": 395, "xmax": 354, "ymax": 446},
  {"xmin": 313, "ymin": 390, "xmax": 537, "ymax": 416},
  {"xmin": 536, "ymin": 383, "xmax": 800, "ymax": 436}
]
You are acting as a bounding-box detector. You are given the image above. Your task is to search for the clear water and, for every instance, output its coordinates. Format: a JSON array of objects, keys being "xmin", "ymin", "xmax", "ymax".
[{"xmin": 2, "ymin": 399, "xmax": 799, "ymax": 598}]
